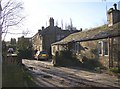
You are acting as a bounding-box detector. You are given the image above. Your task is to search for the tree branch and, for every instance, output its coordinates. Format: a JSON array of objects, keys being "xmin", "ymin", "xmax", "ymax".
[{"xmin": 1, "ymin": 0, "xmax": 25, "ymax": 39}]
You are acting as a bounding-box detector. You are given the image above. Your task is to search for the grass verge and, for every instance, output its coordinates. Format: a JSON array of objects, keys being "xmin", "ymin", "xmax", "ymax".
[{"xmin": 2, "ymin": 60, "xmax": 38, "ymax": 87}]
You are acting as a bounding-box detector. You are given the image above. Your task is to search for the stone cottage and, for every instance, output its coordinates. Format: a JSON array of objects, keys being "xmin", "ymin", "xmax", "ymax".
[
  {"xmin": 51, "ymin": 3, "xmax": 120, "ymax": 68},
  {"xmin": 32, "ymin": 17, "xmax": 79, "ymax": 57}
]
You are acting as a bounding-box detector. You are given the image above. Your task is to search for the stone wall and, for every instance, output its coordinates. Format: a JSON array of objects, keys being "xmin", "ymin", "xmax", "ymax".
[
  {"xmin": 5, "ymin": 54, "xmax": 22, "ymax": 65},
  {"xmin": 76, "ymin": 39, "xmax": 110, "ymax": 68}
]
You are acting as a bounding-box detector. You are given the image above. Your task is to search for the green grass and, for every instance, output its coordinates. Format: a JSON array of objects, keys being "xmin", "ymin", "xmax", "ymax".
[{"xmin": 2, "ymin": 60, "xmax": 38, "ymax": 87}]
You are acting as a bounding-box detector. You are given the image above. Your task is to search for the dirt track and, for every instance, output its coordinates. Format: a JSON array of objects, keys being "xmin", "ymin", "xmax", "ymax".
[{"xmin": 22, "ymin": 59, "xmax": 120, "ymax": 87}]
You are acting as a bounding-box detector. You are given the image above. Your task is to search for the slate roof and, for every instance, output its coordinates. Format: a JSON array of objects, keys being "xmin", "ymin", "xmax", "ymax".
[
  {"xmin": 52, "ymin": 22, "xmax": 120, "ymax": 45},
  {"xmin": 37, "ymin": 26, "xmax": 79, "ymax": 36}
]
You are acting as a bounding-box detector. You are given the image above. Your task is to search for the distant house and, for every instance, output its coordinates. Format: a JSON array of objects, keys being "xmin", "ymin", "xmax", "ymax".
[
  {"xmin": 51, "ymin": 3, "xmax": 120, "ymax": 68},
  {"xmin": 32, "ymin": 17, "xmax": 79, "ymax": 56},
  {"xmin": 17, "ymin": 36, "xmax": 32, "ymax": 49}
]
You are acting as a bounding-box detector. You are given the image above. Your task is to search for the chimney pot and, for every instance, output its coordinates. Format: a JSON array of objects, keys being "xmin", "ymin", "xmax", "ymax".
[
  {"xmin": 42, "ymin": 26, "xmax": 44, "ymax": 30},
  {"xmin": 113, "ymin": 3, "xmax": 117, "ymax": 10}
]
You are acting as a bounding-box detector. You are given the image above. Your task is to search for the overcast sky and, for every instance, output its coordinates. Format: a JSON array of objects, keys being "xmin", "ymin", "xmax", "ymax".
[{"xmin": 3, "ymin": 0, "xmax": 120, "ymax": 41}]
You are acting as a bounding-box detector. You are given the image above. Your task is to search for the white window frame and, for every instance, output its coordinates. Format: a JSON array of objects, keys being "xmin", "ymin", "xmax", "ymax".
[
  {"xmin": 98, "ymin": 41, "xmax": 109, "ymax": 56},
  {"xmin": 98, "ymin": 41, "xmax": 103, "ymax": 56},
  {"xmin": 103, "ymin": 41, "xmax": 109, "ymax": 56}
]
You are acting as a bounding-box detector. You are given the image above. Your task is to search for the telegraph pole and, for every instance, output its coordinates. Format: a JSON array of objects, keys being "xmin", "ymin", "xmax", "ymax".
[{"xmin": 0, "ymin": 1, "xmax": 2, "ymax": 88}]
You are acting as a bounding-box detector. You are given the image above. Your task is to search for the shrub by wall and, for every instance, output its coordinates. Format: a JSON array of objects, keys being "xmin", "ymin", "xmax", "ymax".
[
  {"xmin": 55, "ymin": 50, "xmax": 82, "ymax": 67},
  {"xmin": 17, "ymin": 48, "xmax": 33, "ymax": 59},
  {"xmin": 82, "ymin": 58, "xmax": 103, "ymax": 70},
  {"xmin": 54, "ymin": 50, "xmax": 103, "ymax": 71}
]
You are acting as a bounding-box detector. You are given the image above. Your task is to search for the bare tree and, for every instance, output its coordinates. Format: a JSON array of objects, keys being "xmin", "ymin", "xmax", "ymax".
[
  {"xmin": 65, "ymin": 22, "xmax": 67, "ymax": 30},
  {"xmin": 70, "ymin": 18, "xmax": 73, "ymax": 30},
  {"xmin": 61, "ymin": 19, "xmax": 63, "ymax": 29},
  {"xmin": 0, "ymin": 0, "xmax": 25, "ymax": 76},
  {"xmin": 55, "ymin": 20, "xmax": 58, "ymax": 26},
  {"xmin": 0, "ymin": 0, "xmax": 25, "ymax": 39},
  {"xmin": 22, "ymin": 30, "xmax": 30, "ymax": 37}
]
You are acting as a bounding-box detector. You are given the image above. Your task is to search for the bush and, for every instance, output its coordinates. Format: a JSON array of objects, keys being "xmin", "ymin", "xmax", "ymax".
[
  {"xmin": 110, "ymin": 68, "xmax": 120, "ymax": 73},
  {"xmin": 54, "ymin": 50, "xmax": 103, "ymax": 70},
  {"xmin": 17, "ymin": 48, "xmax": 33, "ymax": 59},
  {"xmin": 55, "ymin": 50, "xmax": 82, "ymax": 67},
  {"xmin": 59, "ymin": 50, "xmax": 73, "ymax": 59},
  {"xmin": 82, "ymin": 59, "xmax": 103, "ymax": 70}
]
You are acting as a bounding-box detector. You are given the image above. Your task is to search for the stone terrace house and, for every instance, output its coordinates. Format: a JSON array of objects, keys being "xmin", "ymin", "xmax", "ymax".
[
  {"xmin": 51, "ymin": 3, "xmax": 120, "ymax": 68},
  {"xmin": 32, "ymin": 17, "xmax": 79, "ymax": 56}
]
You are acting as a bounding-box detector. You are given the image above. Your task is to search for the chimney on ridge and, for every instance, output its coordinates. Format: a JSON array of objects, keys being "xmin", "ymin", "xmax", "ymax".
[
  {"xmin": 49, "ymin": 17, "xmax": 54, "ymax": 27},
  {"xmin": 114, "ymin": 3, "xmax": 117, "ymax": 10},
  {"xmin": 42, "ymin": 26, "xmax": 44, "ymax": 30}
]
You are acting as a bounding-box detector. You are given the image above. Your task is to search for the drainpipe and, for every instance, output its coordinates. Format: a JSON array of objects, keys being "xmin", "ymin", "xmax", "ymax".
[{"xmin": 108, "ymin": 37, "xmax": 111, "ymax": 68}]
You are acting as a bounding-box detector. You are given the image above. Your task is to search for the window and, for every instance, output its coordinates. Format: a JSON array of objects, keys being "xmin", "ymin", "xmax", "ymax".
[
  {"xmin": 98, "ymin": 42, "xmax": 102, "ymax": 55},
  {"xmin": 98, "ymin": 41, "xmax": 109, "ymax": 56},
  {"xmin": 103, "ymin": 42, "xmax": 108, "ymax": 55}
]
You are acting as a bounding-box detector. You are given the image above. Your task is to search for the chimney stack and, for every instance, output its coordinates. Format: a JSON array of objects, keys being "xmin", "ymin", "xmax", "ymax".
[
  {"xmin": 113, "ymin": 3, "xmax": 117, "ymax": 10},
  {"xmin": 38, "ymin": 29, "xmax": 41, "ymax": 33},
  {"xmin": 49, "ymin": 17, "xmax": 54, "ymax": 27}
]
